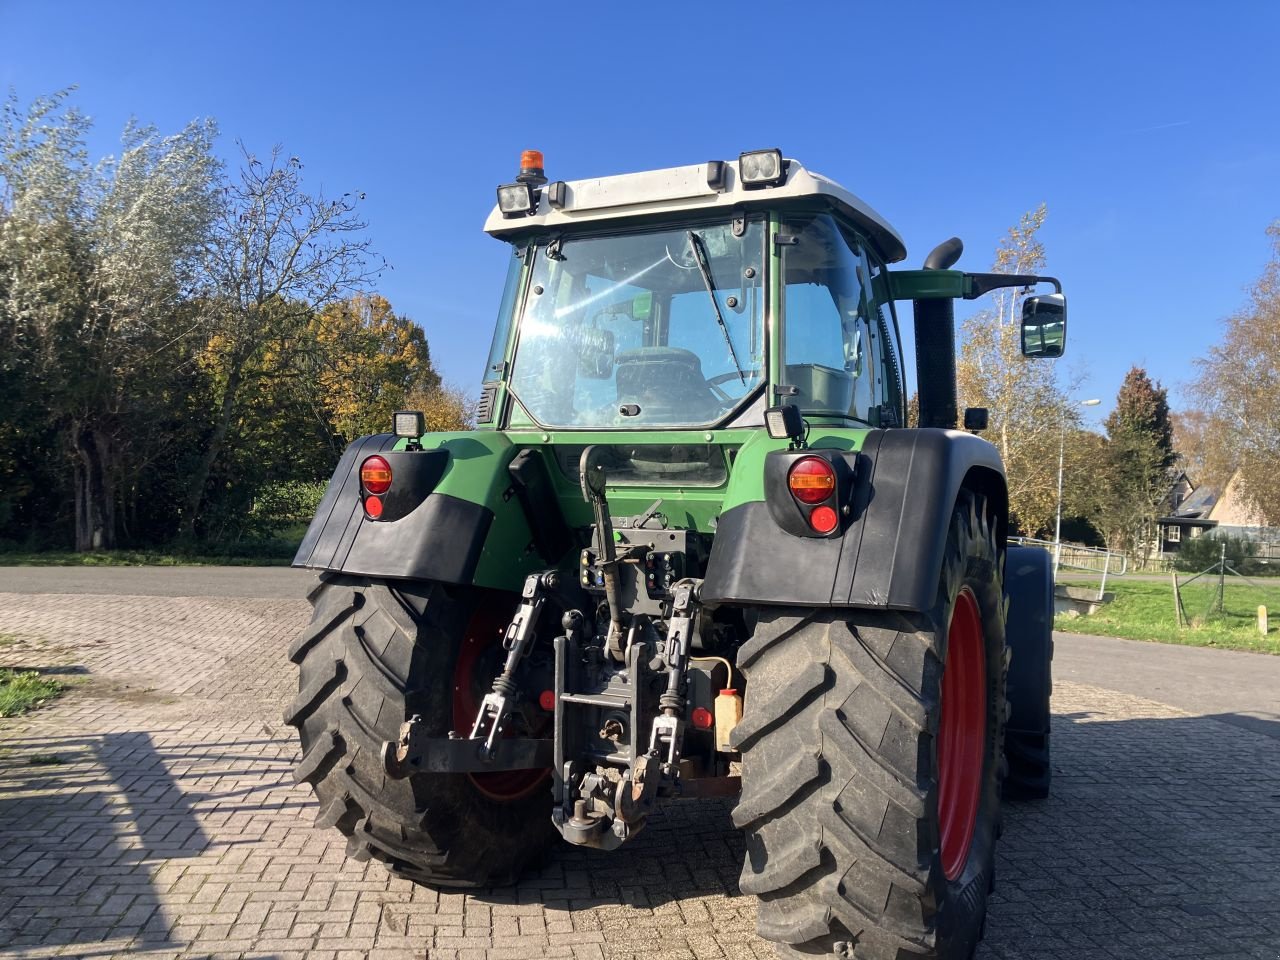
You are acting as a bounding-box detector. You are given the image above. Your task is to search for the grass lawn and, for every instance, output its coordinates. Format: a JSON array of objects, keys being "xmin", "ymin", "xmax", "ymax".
[
  {"xmin": 0, "ymin": 668, "xmax": 62, "ymax": 717},
  {"xmin": 0, "ymin": 550, "xmax": 292, "ymax": 567},
  {"xmin": 1056, "ymin": 578, "xmax": 1280, "ymax": 655}
]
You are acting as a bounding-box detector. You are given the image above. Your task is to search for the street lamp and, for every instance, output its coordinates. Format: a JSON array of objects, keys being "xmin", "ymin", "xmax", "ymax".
[{"xmin": 1054, "ymin": 398, "xmax": 1101, "ymax": 578}]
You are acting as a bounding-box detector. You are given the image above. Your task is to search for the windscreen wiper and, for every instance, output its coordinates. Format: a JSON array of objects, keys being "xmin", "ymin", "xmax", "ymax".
[{"xmin": 686, "ymin": 230, "xmax": 746, "ymax": 385}]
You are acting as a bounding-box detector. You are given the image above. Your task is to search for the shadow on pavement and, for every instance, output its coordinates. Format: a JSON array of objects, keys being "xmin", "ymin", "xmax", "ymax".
[
  {"xmin": 1, "ymin": 705, "xmax": 1277, "ymax": 959},
  {"xmin": 0, "ymin": 728, "xmax": 291, "ymax": 955},
  {"xmin": 981, "ymin": 710, "xmax": 1280, "ymax": 958},
  {"xmin": 469, "ymin": 708, "xmax": 1280, "ymax": 959},
  {"xmin": 496, "ymin": 795, "xmax": 746, "ymax": 911}
]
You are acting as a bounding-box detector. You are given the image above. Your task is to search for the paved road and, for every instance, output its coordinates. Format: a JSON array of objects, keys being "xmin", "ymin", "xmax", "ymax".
[
  {"xmin": 7, "ymin": 566, "xmax": 1277, "ymax": 726},
  {"xmin": 1, "ymin": 569, "xmax": 1278, "ymax": 959},
  {"xmin": 0, "ymin": 565, "xmax": 314, "ymax": 599},
  {"xmin": 1056, "ymin": 630, "xmax": 1280, "ymax": 740}
]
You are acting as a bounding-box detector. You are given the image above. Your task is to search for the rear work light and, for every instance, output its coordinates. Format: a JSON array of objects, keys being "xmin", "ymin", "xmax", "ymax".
[
  {"xmin": 739, "ymin": 148, "xmax": 786, "ymax": 188},
  {"xmin": 496, "ymin": 181, "xmax": 536, "ymax": 216},
  {"xmin": 787, "ymin": 456, "xmax": 836, "ymax": 504},
  {"xmin": 393, "ymin": 410, "xmax": 425, "ymax": 438},
  {"xmin": 360, "ymin": 455, "xmax": 393, "ymax": 495}
]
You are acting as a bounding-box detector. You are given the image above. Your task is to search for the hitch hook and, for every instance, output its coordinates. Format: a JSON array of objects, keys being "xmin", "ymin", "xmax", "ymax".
[{"xmin": 468, "ymin": 571, "xmax": 551, "ymax": 760}]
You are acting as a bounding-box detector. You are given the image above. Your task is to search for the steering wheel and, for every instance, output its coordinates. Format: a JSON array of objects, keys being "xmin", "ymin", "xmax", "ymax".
[
  {"xmin": 664, "ymin": 242, "xmax": 700, "ymax": 271},
  {"xmin": 706, "ymin": 369, "xmax": 761, "ymax": 403}
]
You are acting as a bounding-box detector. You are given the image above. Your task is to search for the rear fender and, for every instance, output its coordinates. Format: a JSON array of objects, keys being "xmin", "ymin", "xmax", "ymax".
[
  {"xmin": 702, "ymin": 428, "xmax": 1007, "ymax": 613},
  {"xmin": 292, "ymin": 432, "xmax": 548, "ymax": 590}
]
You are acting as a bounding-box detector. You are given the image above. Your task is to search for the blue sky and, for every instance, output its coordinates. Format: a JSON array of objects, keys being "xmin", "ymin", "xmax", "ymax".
[{"xmin": 4, "ymin": 1, "xmax": 1277, "ymax": 427}]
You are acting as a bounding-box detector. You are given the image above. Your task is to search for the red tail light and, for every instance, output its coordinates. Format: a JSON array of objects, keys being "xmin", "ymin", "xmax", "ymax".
[
  {"xmin": 360, "ymin": 455, "xmax": 392, "ymax": 494},
  {"xmin": 787, "ymin": 456, "xmax": 836, "ymax": 504},
  {"xmin": 809, "ymin": 504, "xmax": 839, "ymax": 534}
]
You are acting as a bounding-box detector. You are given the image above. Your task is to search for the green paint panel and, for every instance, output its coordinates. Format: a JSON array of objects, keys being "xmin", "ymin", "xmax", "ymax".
[
  {"xmin": 394, "ymin": 425, "xmax": 871, "ymax": 593},
  {"xmin": 887, "ymin": 269, "xmax": 968, "ymax": 301},
  {"xmin": 391, "ymin": 431, "xmax": 541, "ymax": 590}
]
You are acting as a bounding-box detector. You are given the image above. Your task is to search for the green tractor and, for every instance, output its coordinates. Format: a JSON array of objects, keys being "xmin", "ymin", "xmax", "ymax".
[{"xmin": 287, "ymin": 148, "xmax": 1063, "ymax": 959}]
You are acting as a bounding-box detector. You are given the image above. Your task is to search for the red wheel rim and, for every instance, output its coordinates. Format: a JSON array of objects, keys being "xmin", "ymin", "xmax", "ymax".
[
  {"xmin": 937, "ymin": 587, "xmax": 986, "ymax": 882},
  {"xmin": 452, "ymin": 605, "xmax": 550, "ymax": 802}
]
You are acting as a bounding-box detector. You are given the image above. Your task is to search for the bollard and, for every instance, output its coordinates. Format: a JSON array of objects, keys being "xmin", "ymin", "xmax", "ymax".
[{"xmin": 1259, "ymin": 606, "xmax": 1269, "ymax": 636}]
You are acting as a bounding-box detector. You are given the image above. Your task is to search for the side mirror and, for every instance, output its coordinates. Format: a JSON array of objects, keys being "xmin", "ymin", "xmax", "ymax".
[{"xmin": 1021, "ymin": 293, "xmax": 1066, "ymax": 358}]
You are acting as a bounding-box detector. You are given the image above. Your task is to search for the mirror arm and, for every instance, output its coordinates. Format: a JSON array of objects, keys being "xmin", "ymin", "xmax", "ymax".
[{"xmin": 963, "ymin": 273, "xmax": 1062, "ymax": 299}]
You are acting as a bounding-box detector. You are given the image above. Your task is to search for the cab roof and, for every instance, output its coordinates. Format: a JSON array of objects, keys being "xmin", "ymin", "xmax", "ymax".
[{"xmin": 483, "ymin": 157, "xmax": 908, "ymax": 264}]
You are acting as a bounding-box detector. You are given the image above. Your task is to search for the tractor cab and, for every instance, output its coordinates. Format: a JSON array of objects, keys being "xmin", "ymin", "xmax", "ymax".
[{"xmin": 479, "ymin": 149, "xmax": 913, "ymax": 437}]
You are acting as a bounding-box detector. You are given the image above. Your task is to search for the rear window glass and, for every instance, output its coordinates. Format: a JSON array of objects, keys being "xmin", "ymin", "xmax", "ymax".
[{"xmin": 553, "ymin": 444, "xmax": 728, "ymax": 487}]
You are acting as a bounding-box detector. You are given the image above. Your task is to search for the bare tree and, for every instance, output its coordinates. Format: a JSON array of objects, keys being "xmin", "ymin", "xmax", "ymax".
[
  {"xmin": 1189, "ymin": 221, "xmax": 1280, "ymax": 524},
  {"xmin": 956, "ymin": 205, "xmax": 1082, "ymax": 534},
  {"xmin": 184, "ymin": 144, "xmax": 384, "ymax": 536}
]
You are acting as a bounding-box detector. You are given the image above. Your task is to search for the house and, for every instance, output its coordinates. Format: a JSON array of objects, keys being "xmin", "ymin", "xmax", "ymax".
[
  {"xmin": 1206, "ymin": 472, "xmax": 1269, "ymax": 529},
  {"xmin": 1156, "ymin": 470, "xmax": 1280, "ymax": 560},
  {"xmin": 1156, "ymin": 472, "xmax": 1218, "ymax": 554}
]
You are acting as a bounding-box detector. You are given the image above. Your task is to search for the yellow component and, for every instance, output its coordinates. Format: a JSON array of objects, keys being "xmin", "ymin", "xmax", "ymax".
[
  {"xmin": 714, "ymin": 689, "xmax": 743, "ymax": 754},
  {"xmin": 689, "ymin": 655, "xmax": 740, "ymax": 753}
]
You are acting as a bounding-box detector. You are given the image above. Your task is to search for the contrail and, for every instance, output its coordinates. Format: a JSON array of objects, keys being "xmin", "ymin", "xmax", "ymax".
[{"xmin": 1128, "ymin": 120, "xmax": 1192, "ymax": 134}]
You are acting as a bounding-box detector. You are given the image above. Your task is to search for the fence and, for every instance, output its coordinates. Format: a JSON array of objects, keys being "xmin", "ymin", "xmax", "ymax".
[
  {"xmin": 1009, "ymin": 536, "xmax": 1128, "ymax": 594},
  {"xmin": 1171, "ymin": 543, "xmax": 1280, "ymax": 631},
  {"xmin": 1212, "ymin": 525, "xmax": 1280, "ymax": 562}
]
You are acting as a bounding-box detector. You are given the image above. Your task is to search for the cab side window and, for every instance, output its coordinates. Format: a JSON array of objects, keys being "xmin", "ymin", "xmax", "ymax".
[{"xmin": 781, "ymin": 214, "xmax": 878, "ymax": 422}]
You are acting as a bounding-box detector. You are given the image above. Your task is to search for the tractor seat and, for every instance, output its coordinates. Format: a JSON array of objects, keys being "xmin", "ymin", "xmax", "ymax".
[{"xmin": 614, "ymin": 347, "xmax": 720, "ymax": 421}]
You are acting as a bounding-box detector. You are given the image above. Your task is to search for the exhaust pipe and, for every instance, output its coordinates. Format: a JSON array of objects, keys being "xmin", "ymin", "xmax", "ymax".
[{"xmin": 913, "ymin": 237, "xmax": 963, "ymax": 430}]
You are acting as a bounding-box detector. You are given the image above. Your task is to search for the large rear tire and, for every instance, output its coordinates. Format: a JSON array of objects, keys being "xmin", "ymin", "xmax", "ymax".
[
  {"xmin": 732, "ymin": 492, "xmax": 1008, "ymax": 959},
  {"xmin": 285, "ymin": 574, "xmax": 556, "ymax": 887}
]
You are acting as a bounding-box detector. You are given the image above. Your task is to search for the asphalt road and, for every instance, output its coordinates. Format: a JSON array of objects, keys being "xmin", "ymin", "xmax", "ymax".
[
  {"xmin": 1055, "ymin": 630, "xmax": 1280, "ymax": 740},
  {"xmin": 3, "ymin": 565, "xmax": 1277, "ymax": 738}
]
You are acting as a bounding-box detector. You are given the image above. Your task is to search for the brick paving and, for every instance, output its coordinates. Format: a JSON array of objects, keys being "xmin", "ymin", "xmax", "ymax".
[{"xmin": 1, "ymin": 591, "xmax": 1278, "ymax": 960}]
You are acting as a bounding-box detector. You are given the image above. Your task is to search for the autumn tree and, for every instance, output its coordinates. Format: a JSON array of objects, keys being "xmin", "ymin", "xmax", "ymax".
[
  {"xmin": 1058, "ymin": 427, "xmax": 1109, "ymax": 545},
  {"xmin": 405, "ymin": 382, "xmax": 476, "ymax": 433},
  {"xmin": 185, "ymin": 144, "xmax": 384, "ymax": 536},
  {"xmin": 0, "ymin": 90, "xmax": 219, "ymax": 549},
  {"xmin": 310, "ymin": 293, "xmax": 440, "ymax": 444},
  {"xmin": 1188, "ymin": 222, "xmax": 1280, "ymax": 524},
  {"xmin": 956, "ymin": 204, "xmax": 1077, "ymax": 534},
  {"xmin": 1170, "ymin": 410, "xmax": 1213, "ymax": 486},
  {"xmin": 1170, "ymin": 409, "xmax": 1236, "ymax": 495},
  {"xmin": 0, "ymin": 89, "xmax": 461, "ymax": 554},
  {"xmin": 1097, "ymin": 367, "xmax": 1176, "ymax": 559}
]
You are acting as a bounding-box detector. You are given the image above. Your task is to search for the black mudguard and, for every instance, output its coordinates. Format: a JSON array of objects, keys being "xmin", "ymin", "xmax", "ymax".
[
  {"xmin": 1003, "ymin": 544, "xmax": 1054, "ymax": 798},
  {"xmin": 292, "ymin": 434, "xmax": 492, "ymax": 585},
  {"xmin": 702, "ymin": 428, "xmax": 1008, "ymax": 612}
]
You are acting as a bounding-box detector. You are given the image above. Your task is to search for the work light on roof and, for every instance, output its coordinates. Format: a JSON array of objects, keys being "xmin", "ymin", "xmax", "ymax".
[
  {"xmin": 739, "ymin": 148, "xmax": 786, "ymax": 188},
  {"xmin": 496, "ymin": 181, "xmax": 536, "ymax": 217}
]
